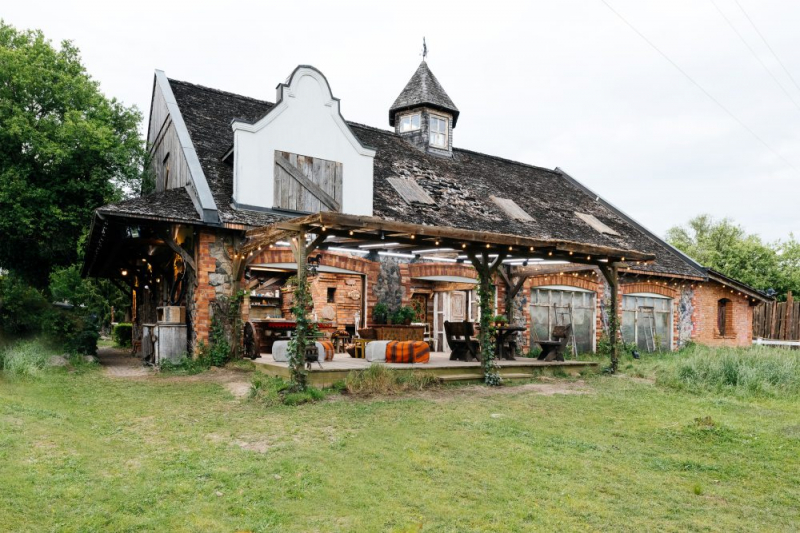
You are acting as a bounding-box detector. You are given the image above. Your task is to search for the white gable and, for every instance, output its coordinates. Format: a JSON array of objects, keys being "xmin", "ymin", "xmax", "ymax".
[{"xmin": 231, "ymin": 66, "xmax": 376, "ymax": 215}]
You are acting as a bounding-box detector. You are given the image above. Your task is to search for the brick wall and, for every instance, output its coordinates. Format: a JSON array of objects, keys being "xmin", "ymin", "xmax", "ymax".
[
  {"xmin": 692, "ymin": 281, "xmax": 753, "ymax": 347},
  {"xmin": 191, "ymin": 229, "xmax": 234, "ymax": 351}
]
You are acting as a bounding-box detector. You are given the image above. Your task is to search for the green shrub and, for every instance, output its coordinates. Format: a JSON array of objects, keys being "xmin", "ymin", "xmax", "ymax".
[
  {"xmin": 112, "ymin": 323, "xmax": 133, "ymax": 347},
  {"xmin": 656, "ymin": 344, "xmax": 800, "ymax": 398},
  {"xmin": 390, "ymin": 305, "xmax": 416, "ymax": 325},
  {"xmin": 345, "ymin": 364, "xmax": 439, "ymax": 396},
  {"xmin": 42, "ymin": 307, "xmax": 100, "ymax": 355},
  {"xmin": 159, "ymin": 355, "xmax": 209, "ymax": 375},
  {"xmin": 0, "ymin": 274, "xmax": 49, "ymax": 334},
  {"xmin": 249, "ymin": 374, "xmax": 327, "ymax": 406},
  {"xmin": 0, "ymin": 339, "xmax": 54, "ymax": 378}
]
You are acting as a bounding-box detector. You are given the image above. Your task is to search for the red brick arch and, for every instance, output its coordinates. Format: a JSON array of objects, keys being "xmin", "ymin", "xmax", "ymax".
[
  {"xmin": 249, "ymin": 249, "xmax": 374, "ymax": 275},
  {"xmin": 527, "ymin": 273, "xmax": 601, "ymax": 292},
  {"xmin": 408, "ymin": 262, "xmax": 477, "ymax": 280},
  {"xmin": 621, "ymin": 282, "xmax": 679, "ymax": 299}
]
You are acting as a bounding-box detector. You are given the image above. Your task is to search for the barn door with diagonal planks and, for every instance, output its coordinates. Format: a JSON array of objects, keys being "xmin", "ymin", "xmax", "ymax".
[{"xmin": 274, "ymin": 150, "xmax": 343, "ymax": 212}]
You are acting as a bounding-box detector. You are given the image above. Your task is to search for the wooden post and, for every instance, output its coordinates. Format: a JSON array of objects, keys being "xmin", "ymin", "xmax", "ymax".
[
  {"xmin": 468, "ymin": 250, "xmax": 507, "ymax": 385},
  {"xmin": 600, "ymin": 264, "xmax": 620, "ymax": 374},
  {"xmin": 784, "ymin": 291, "xmax": 793, "ymax": 341},
  {"xmin": 288, "ymin": 230, "xmax": 310, "ymax": 390},
  {"xmin": 285, "ymin": 230, "xmax": 327, "ymax": 391}
]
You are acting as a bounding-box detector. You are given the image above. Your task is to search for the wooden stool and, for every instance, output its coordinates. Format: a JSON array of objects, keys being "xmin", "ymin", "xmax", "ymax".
[{"xmin": 353, "ymin": 338, "xmax": 371, "ymax": 359}]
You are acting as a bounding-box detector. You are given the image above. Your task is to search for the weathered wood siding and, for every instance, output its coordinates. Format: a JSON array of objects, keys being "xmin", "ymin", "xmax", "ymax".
[
  {"xmin": 148, "ymin": 82, "xmax": 191, "ymax": 192},
  {"xmin": 753, "ymin": 293, "xmax": 799, "ymax": 340},
  {"xmin": 273, "ymin": 150, "xmax": 342, "ymax": 212}
]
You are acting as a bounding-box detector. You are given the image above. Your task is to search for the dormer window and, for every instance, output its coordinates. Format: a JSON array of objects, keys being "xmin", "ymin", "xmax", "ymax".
[
  {"xmin": 399, "ymin": 113, "xmax": 420, "ymax": 132},
  {"xmin": 429, "ymin": 115, "xmax": 448, "ymax": 148}
]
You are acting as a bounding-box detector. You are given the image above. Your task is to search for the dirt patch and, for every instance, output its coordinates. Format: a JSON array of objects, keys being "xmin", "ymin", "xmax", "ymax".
[
  {"xmin": 225, "ymin": 381, "xmax": 252, "ymax": 398},
  {"xmin": 97, "ymin": 347, "xmax": 152, "ymax": 379},
  {"xmin": 96, "ymin": 348, "xmax": 253, "ymax": 397},
  {"xmin": 341, "ymin": 379, "xmax": 593, "ymax": 403}
]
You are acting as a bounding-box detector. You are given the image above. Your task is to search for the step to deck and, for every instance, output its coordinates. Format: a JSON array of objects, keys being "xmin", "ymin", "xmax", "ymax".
[
  {"xmin": 438, "ymin": 374, "xmax": 483, "ymax": 382},
  {"xmin": 438, "ymin": 372, "xmax": 537, "ymax": 382}
]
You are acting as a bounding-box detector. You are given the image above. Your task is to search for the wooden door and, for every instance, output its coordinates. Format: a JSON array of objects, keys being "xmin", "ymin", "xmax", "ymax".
[
  {"xmin": 450, "ymin": 291, "xmax": 466, "ymax": 321},
  {"xmin": 274, "ymin": 150, "xmax": 342, "ymax": 212}
]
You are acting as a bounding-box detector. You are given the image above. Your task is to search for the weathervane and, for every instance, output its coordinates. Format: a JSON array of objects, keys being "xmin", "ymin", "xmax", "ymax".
[{"xmin": 421, "ymin": 37, "xmax": 427, "ymax": 60}]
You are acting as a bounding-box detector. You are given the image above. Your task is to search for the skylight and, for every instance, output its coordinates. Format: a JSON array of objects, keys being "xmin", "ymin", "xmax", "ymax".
[
  {"xmin": 490, "ymin": 196, "xmax": 533, "ymax": 222},
  {"xmin": 575, "ymin": 212, "xmax": 620, "ymax": 236},
  {"xmin": 387, "ymin": 177, "xmax": 435, "ymax": 205}
]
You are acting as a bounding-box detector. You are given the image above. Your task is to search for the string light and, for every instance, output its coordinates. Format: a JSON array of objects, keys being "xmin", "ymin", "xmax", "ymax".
[{"xmin": 349, "ymin": 230, "xmax": 354, "ymax": 236}]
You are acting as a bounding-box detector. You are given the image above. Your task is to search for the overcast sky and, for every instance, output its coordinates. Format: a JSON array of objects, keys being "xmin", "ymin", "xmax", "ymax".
[{"xmin": 5, "ymin": 1, "xmax": 799, "ymax": 242}]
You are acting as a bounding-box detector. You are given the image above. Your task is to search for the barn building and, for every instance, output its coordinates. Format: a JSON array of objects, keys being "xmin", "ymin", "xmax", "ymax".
[{"xmin": 82, "ymin": 61, "xmax": 768, "ymax": 363}]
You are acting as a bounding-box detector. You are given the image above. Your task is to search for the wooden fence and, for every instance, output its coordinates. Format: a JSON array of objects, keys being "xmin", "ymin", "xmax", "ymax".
[{"xmin": 752, "ymin": 292, "xmax": 799, "ymax": 341}]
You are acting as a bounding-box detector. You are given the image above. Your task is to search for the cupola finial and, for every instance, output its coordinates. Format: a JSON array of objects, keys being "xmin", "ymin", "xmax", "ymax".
[{"xmin": 421, "ymin": 37, "xmax": 427, "ymax": 61}]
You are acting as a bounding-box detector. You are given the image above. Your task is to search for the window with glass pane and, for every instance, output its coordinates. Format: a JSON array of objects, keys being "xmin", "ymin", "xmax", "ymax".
[
  {"xmin": 399, "ymin": 114, "xmax": 420, "ymax": 132},
  {"xmin": 621, "ymin": 295, "xmax": 673, "ymax": 351},
  {"xmin": 429, "ymin": 116, "xmax": 447, "ymax": 147},
  {"xmin": 529, "ymin": 288, "xmax": 596, "ymax": 354}
]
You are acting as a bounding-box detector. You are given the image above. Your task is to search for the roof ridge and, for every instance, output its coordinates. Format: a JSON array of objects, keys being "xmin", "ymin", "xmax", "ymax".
[{"xmin": 167, "ymin": 78, "xmax": 274, "ymax": 106}]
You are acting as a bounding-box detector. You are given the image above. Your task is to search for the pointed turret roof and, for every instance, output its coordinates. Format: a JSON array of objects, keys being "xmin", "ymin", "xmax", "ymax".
[{"xmin": 389, "ymin": 61, "xmax": 459, "ymax": 127}]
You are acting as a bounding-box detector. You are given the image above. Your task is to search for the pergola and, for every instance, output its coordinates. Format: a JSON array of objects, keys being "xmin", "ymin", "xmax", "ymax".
[{"xmin": 233, "ymin": 211, "xmax": 655, "ymax": 377}]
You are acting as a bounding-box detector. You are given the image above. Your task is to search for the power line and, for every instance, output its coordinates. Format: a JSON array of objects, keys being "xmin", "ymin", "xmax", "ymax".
[
  {"xmin": 734, "ymin": 0, "xmax": 800, "ymax": 95},
  {"xmin": 709, "ymin": 0, "xmax": 800, "ymax": 114},
  {"xmin": 599, "ymin": 0, "xmax": 800, "ymax": 176}
]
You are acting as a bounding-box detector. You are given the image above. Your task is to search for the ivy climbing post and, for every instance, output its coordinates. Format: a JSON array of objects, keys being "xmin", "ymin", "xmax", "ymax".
[
  {"xmin": 288, "ymin": 231, "xmax": 310, "ymax": 390},
  {"xmin": 600, "ymin": 263, "xmax": 620, "ymax": 373},
  {"xmin": 468, "ymin": 250, "xmax": 507, "ymax": 386},
  {"xmin": 286, "ymin": 230, "xmax": 327, "ymax": 391}
]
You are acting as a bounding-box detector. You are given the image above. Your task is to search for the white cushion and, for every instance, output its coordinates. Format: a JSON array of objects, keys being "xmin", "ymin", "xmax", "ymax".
[
  {"xmin": 365, "ymin": 340, "xmax": 391, "ymax": 362},
  {"xmin": 271, "ymin": 340, "xmax": 327, "ymax": 362},
  {"xmin": 272, "ymin": 340, "xmax": 290, "ymax": 362}
]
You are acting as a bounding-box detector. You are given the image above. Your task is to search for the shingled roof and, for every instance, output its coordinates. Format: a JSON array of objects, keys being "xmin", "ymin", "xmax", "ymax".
[
  {"xmin": 389, "ymin": 61, "xmax": 460, "ymax": 127},
  {"xmin": 106, "ymin": 76, "xmax": 705, "ymax": 278}
]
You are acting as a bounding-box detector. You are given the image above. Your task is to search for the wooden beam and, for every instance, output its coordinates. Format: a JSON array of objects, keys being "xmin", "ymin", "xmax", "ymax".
[
  {"xmin": 162, "ymin": 231, "xmax": 196, "ymax": 272},
  {"xmin": 276, "ymin": 156, "xmax": 341, "ymax": 212}
]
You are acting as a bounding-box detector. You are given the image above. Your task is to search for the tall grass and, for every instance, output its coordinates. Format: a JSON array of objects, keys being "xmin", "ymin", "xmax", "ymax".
[
  {"xmin": 655, "ymin": 344, "xmax": 800, "ymax": 398},
  {"xmin": 345, "ymin": 364, "xmax": 439, "ymax": 396},
  {"xmin": 0, "ymin": 339, "xmax": 55, "ymax": 378}
]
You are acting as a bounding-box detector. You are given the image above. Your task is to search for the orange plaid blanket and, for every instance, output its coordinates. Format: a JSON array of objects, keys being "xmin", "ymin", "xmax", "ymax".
[
  {"xmin": 319, "ymin": 341, "xmax": 335, "ymax": 361},
  {"xmin": 385, "ymin": 341, "xmax": 430, "ymax": 364}
]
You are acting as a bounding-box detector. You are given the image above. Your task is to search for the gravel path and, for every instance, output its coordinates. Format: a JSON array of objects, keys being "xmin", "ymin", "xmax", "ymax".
[{"xmin": 96, "ymin": 346, "xmax": 152, "ymax": 378}]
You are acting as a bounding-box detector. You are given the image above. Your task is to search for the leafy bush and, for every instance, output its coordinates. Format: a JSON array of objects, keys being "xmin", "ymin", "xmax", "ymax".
[
  {"xmin": 0, "ymin": 339, "xmax": 54, "ymax": 377},
  {"xmin": 41, "ymin": 307, "xmax": 100, "ymax": 355},
  {"xmin": 208, "ymin": 316, "xmax": 231, "ymax": 367},
  {"xmin": 112, "ymin": 323, "xmax": 133, "ymax": 347},
  {"xmin": 656, "ymin": 344, "xmax": 800, "ymax": 398},
  {"xmin": 159, "ymin": 355, "xmax": 209, "ymax": 375},
  {"xmin": 373, "ymin": 302, "xmax": 389, "ymax": 324},
  {"xmin": 345, "ymin": 364, "xmax": 439, "ymax": 396},
  {"xmin": 249, "ymin": 374, "xmax": 327, "ymax": 406},
  {"xmin": 390, "ymin": 305, "xmax": 417, "ymax": 325},
  {"xmin": 0, "ymin": 273, "xmax": 50, "ymax": 334}
]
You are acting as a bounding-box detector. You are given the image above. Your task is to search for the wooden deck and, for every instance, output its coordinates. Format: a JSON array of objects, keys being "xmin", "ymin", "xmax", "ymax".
[{"xmin": 253, "ymin": 352, "xmax": 599, "ymax": 387}]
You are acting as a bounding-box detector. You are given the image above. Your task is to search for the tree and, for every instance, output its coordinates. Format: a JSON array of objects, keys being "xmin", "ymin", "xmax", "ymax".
[
  {"xmin": 666, "ymin": 215, "xmax": 799, "ymax": 300},
  {"xmin": 0, "ymin": 21, "xmax": 144, "ymax": 286}
]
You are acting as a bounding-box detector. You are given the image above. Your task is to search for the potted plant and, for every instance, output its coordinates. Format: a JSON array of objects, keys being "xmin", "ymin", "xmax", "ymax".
[
  {"xmin": 372, "ymin": 302, "xmax": 389, "ymax": 325},
  {"xmin": 492, "ymin": 314, "xmax": 509, "ymax": 327},
  {"xmin": 391, "ymin": 305, "xmax": 417, "ymax": 325}
]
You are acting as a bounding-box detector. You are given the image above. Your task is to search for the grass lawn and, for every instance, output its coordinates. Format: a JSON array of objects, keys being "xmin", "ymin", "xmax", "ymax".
[{"xmin": 1, "ymin": 349, "xmax": 799, "ymax": 532}]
